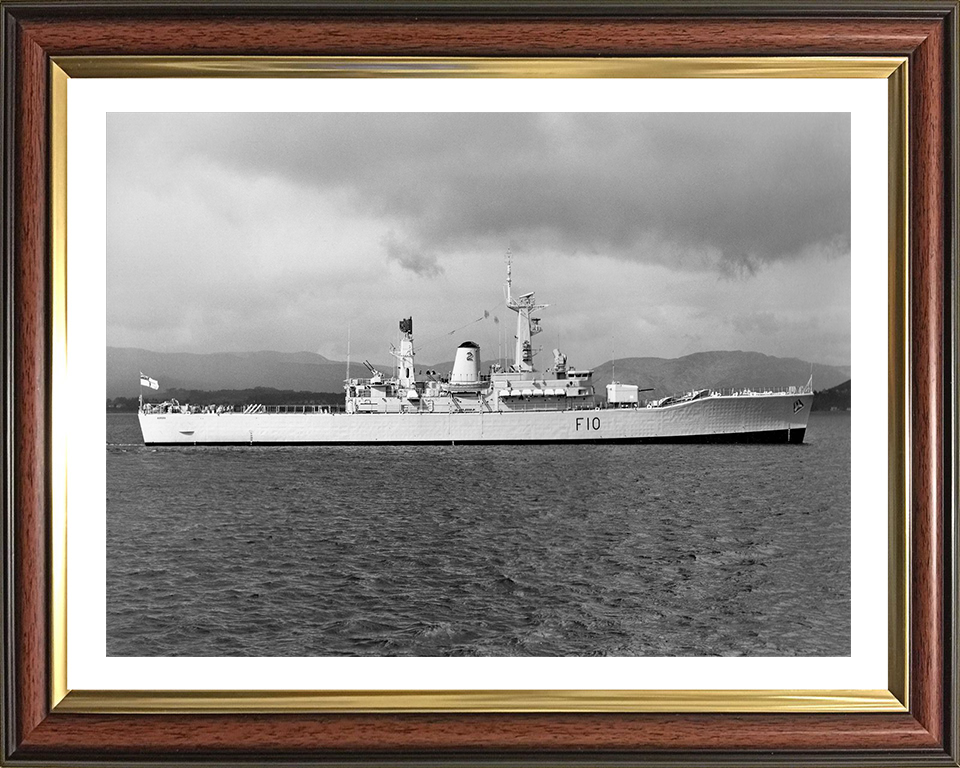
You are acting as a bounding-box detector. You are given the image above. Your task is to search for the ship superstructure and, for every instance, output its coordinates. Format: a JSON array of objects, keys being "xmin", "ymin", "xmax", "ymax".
[{"xmin": 138, "ymin": 257, "xmax": 813, "ymax": 445}]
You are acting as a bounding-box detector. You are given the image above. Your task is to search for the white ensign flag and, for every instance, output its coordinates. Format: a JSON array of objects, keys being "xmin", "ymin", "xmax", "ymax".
[{"xmin": 139, "ymin": 373, "xmax": 159, "ymax": 390}]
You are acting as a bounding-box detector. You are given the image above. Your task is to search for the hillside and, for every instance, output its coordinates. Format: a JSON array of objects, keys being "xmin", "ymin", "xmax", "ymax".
[
  {"xmin": 108, "ymin": 348, "xmax": 378, "ymax": 398},
  {"xmin": 590, "ymin": 351, "xmax": 850, "ymax": 400},
  {"xmin": 811, "ymin": 379, "xmax": 851, "ymax": 411},
  {"xmin": 109, "ymin": 346, "xmax": 850, "ymax": 401}
]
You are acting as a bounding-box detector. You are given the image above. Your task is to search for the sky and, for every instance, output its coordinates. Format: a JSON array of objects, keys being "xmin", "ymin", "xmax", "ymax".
[{"xmin": 106, "ymin": 112, "xmax": 851, "ymax": 369}]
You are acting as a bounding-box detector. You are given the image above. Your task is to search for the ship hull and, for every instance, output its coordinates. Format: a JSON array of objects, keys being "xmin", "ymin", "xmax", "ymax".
[{"xmin": 139, "ymin": 393, "xmax": 813, "ymax": 445}]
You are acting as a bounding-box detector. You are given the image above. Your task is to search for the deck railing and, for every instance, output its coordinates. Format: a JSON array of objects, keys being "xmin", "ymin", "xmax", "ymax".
[
  {"xmin": 141, "ymin": 385, "xmax": 812, "ymax": 416},
  {"xmin": 141, "ymin": 403, "xmax": 343, "ymax": 415}
]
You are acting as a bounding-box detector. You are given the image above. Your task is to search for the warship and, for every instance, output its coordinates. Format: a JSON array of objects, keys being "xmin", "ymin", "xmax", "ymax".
[{"xmin": 138, "ymin": 257, "xmax": 814, "ymax": 445}]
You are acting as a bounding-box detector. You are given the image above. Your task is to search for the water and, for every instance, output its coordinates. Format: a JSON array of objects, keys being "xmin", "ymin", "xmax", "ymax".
[{"xmin": 107, "ymin": 412, "xmax": 850, "ymax": 656}]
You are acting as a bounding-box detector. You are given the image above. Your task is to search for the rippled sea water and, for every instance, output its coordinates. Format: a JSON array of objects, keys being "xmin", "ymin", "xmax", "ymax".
[{"xmin": 107, "ymin": 412, "xmax": 850, "ymax": 656}]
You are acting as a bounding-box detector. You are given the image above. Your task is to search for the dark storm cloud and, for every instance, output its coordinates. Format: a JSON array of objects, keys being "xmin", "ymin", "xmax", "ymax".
[
  {"xmin": 145, "ymin": 112, "xmax": 850, "ymax": 273},
  {"xmin": 106, "ymin": 111, "xmax": 852, "ymax": 366}
]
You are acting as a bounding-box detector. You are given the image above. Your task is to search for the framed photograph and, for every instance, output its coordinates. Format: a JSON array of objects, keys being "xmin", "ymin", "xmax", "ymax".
[{"xmin": 2, "ymin": 2, "xmax": 957, "ymax": 766}]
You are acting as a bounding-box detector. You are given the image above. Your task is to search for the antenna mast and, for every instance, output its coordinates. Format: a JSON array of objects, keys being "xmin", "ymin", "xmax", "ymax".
[
  {"xmin": 504, "ymin": 249, "xmax": 549, "ymax": 372},
  {"xmin": 345, "ymin": 324, "xmax": 351, "ymax": 380}
]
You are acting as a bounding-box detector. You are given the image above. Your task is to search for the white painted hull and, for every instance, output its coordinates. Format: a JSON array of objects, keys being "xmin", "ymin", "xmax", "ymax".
[{"xmin": 139, "ymin": 393, "xmax": 813, "ymax": 445}]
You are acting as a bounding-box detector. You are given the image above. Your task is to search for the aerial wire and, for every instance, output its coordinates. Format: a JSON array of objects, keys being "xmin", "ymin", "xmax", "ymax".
[{"xmin": 412, "ymin": 300, "xmax": 504, "ymax": 355}]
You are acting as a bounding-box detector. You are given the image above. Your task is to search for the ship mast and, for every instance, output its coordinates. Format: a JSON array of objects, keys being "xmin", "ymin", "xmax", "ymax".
[
  {"xmin": 391, "ymin": 317, "xmax": 416, "ymax": 387},
  {"xmin": 504, "ymin": 251, "xmax": 548, "ymax": 372}
]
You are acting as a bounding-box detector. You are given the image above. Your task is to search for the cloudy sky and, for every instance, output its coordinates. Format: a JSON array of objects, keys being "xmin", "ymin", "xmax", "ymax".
[{"xmin": 106, "ymin": 112, "xmax": 850, "ymax": 369}]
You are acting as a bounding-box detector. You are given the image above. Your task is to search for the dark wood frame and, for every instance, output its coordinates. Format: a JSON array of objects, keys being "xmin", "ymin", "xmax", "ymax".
[{"xmin": 2, "ymin": 2, "xmax": 958, "ymax": 765}]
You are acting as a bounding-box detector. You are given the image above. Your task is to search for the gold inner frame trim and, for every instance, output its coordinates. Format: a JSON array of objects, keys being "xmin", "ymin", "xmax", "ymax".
[
  {"xmin": 886, "ymin": 62, "xmax": 910, "ymax": 710},
  {"xmin": 54, "ymin": 55, "xmax": 904, "ymax": 79},
  {"xmin": 50, "ymin": 61, "xmax": 69, "ymax": 709},
  {"xmin": 55, "ymin": 688, "xmax": 903, "ymax": 715},
  {"xmin": 49, "ymin": 55, "xmax": 910, "ymax": 715}
]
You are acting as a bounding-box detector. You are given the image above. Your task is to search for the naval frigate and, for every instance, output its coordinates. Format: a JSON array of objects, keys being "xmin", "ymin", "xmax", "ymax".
[{"xmin": 137, "ymin": 257, "xmax": 813, "ymax": 445}]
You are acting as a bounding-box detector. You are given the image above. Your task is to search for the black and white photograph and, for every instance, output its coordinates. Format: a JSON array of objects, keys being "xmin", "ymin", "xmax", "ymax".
[{"xmin": 105, "ymin": 111, "xmax": 852, "ymax": 659}]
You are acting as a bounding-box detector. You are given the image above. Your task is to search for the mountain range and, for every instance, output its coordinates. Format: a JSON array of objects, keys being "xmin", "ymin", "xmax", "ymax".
[{"xmin": 109, "ymin": 347, "xmax": 851, "ymax": 401}]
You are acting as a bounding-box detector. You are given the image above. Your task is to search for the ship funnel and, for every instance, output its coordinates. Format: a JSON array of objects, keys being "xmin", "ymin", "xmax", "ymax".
[{"xmin": 451, "ymin": 341, "xmax": 481, "ymax": 383}]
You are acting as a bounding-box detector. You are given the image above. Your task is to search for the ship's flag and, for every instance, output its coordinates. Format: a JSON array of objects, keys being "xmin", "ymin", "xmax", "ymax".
[{"xmin": 139, "ymin": 372, "xmax": 159, "ymax": 390}]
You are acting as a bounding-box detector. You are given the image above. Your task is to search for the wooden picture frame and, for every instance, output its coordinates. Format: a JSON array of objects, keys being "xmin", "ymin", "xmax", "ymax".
[{"xmin": 2, "ymin": 2, "xmax": 957, "ymax": 765}]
